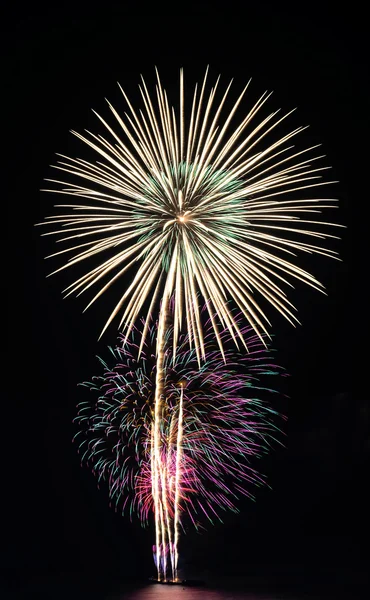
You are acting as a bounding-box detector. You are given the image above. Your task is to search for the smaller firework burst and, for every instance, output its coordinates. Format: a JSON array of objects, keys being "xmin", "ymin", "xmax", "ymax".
[{"xmin": 74, "ymin": 311, "xmax": 286, "ymax": 579}]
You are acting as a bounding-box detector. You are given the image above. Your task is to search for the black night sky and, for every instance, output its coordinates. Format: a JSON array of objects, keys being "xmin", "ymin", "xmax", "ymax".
[{"xmin": 6, "ymin": 2, "xmax": 365, "ymax": 598}]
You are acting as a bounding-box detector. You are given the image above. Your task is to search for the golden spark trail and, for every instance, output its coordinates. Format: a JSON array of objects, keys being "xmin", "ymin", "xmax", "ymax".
[
  {"xmin": 174, "ymin": 383, "xmax": 184, "ymax": 580},
  {"xmin": 159, "ymin": 496, "xmax": 167, "ymax": 579},
  {"xmin": 153, "ymin": 297, "xmax": 168, "ymax": 580},
  {"xmin": 163, "ymin": 448, "xmax": 175, "ymax": 580},
  {"xmin": 167, "ymin": 415, "xmax": 177, "ymax": 579},
  {"xmin": 160, "ymin": 463, "xmax": 175, "ymax": 581},
  {"xmin": 150, "ymin": 425, "xmax": 161, "ymax": 580}
]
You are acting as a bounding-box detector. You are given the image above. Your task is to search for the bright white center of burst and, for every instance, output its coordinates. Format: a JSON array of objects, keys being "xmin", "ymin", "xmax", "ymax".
[
  {"xmin": 176, "ymin": 212, "xmax": 193, "ymax": 224},
  {"xmin": 163, "ymin": 211, "xmax": 191, "ymax": 231}
]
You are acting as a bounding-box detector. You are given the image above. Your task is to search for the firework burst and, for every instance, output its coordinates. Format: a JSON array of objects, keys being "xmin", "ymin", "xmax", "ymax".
[
  {"xmin": 39, "ymin": 69, "xmax": 340, "ymax": 582},
  {"xmin": 74, "ymin": 314, "xmax": 285, "ymax": 578},
  {"xmin": 40, "ymin": 68, "xmax": 341, "ymax": 359}
]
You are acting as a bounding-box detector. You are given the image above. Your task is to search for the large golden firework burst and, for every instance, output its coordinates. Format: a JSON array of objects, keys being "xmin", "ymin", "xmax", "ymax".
[{"xmin": 40, "ymin": 68, "xmax": 341, "ymax": 360}]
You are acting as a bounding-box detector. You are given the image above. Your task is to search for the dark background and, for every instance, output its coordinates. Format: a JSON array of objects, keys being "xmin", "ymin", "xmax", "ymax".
[{"xmin": 5, "ymin": 1, "xmax": 364, "ymax": 597}]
